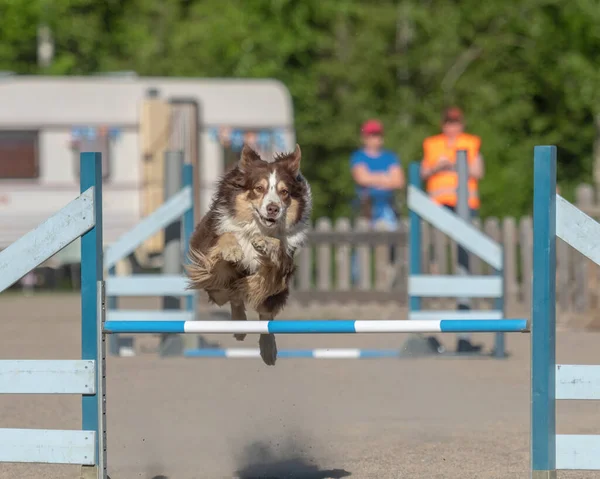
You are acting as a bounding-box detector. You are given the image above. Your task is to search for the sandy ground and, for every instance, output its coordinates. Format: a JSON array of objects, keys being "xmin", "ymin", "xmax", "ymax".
[{"xmin": 1, "ymin": 293, "xmax": 600, "ymax": 479}]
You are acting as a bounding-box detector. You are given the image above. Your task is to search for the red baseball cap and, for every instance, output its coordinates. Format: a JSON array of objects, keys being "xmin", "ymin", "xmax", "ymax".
[
  {"xmin": 443, "ymin": 107, "xmax": 464, "ymax": 123},
  {"xmin": 361, "ymin": 119, "xmax": 384, "ymax": 135}
]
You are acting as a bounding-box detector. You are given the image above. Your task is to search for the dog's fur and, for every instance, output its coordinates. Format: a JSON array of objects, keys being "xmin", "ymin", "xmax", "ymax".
[{"xmin": 185, "ymin": 144, "xmax": 312, "ymax": 365}]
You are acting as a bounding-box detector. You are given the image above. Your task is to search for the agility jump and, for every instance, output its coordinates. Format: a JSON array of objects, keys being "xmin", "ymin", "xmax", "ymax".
[{"xmin": 0, "ymin": 147, "xmax": 598, "ymax": 477}]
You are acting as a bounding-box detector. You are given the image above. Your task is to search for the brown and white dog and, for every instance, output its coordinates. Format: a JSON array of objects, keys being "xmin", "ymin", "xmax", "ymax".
[{"xmin": 186, "ymin": 144, "xmax": 312, "ymax": 365}]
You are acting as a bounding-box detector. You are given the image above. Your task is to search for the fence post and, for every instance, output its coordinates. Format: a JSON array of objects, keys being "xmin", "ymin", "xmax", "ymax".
[
  {"xmin": 455, "ymin": 151, "xmax": 477, "ymax": 343},
  {"xmin": 531, "ymin": 145, "xmax": 557, "ymax": 478},
  {"xmin": 107, "ymin": 266, "xmax": 120, "ymax": 356},
  {"xmin": 181, "ymin": 162, "xmax": 202, "ymax": 352},
  {"xmin": 79, "ymin": 151, "xmax": 106, "ymax": 479},
  {"xmin": 409, "ymin": 162, "xmax": 421, "ymax": 311},
  {"xmin": 182, "ymin": 163, "xmax": 195, "ymax": 315},
  {"xmin": 159, "ymin": 150, "xmax": 185, "ymax": 357}
]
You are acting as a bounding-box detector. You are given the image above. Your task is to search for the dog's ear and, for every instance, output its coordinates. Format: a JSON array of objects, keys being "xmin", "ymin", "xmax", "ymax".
[
  {"xmin": 239, "ymin": 144, "xmax": 262, "ymax": 172},
  {"xmin": 284, "ymin": 144, "xmax": 301, "ymax": 176}
]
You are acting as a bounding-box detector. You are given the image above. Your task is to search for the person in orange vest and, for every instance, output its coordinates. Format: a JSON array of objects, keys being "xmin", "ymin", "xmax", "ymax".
[{"xmin": 420, "ymin": 106, "xmax": 485, "ymax": 354}]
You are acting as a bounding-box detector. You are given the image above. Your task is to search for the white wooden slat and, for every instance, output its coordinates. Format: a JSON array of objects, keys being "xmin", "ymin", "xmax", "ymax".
[
  {"xmin": 106, "ymin": 275, "xmax": 194, "ymax": 296},
  {"xmin": 104, "ymin": 186, "xmax": 192, "ymax": 269},
  {"xmin": 0, "ymin": 360, "xmax": 95, "ymax": 394},
  {"xmin": 0, "ymin": 428, "xmax": 95, "ymax": 465},
  {"xmin": 408, "ymin": 186, "xmax": 502, "ymax": 269},
  {"xmin": 556, "ymin": 364, "xmax": 600, "ymax": 400},
  {"xmin": 409, "ymin": 275, "xmax": 503, "ymax": 298},
  {"xmin": 106, "ymin": 310, "xmax": 195, "ymax": 322},
  {"xmin": 408, "ymin": 310, "xmax": 503, "ymax": 321},
  {"xmin": 0, "ymin": 188, "xmax": 95, "ymax": 293},
  {"xmin": 556, "ymin": 194, "xmax": 600, "ymax": 267},
  {"xmin": 556, "ymin": 434, "xmax": 600, "ymax": 470}
]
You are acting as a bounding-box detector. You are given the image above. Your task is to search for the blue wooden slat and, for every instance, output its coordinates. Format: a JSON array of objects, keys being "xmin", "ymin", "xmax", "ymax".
[
  {"xmin": 408, "ymin": 163, "xmax": 422, "ymax": 313},
  {"xmin": 0, "ymin": 188, "xmax": 95, "ymax": 293},
  {"xmin": 0, "ymin": 428, "xmax": 96, "ymax": 465},
  {"xmin": 556, "ymin": 364, "xmax": 600, "ymax": 400},
  {"xmin": 408, "ymin": 275, "xmax": 503, "ymax": 298},
  {"xmin": 407, "ymin": 185, "xmax": 502, "ymax": 270},
  {"xmin": 0, "ymin": 360, "xmax": 95, "ymax": 394},
  {"xmin": 556, "ymin": 435, "xmax": 600, "ymax": 470},
  {"xmin": 104, "ymin": 186, "xmax": 192, "ymax": 268},
  {"xmin": 106, "ymin": 275, "xmax": 193, "ymax": 296},
  {"xmin": 408, "ymin": 310, "xmax": 503, "ymax": 321},
  {"xmin": 531, "ymin": 145, "xmax": 557, "ymax": 474},
  {"xmin": 80, "ymin": 152, "xmax": 103, "ymax": 472},
  {"xmin": 556, "ymin": 194, "xmax": 600, "ymax": 267},
  {"xmin": 107, "ymin": 310, "xmax": 195, "ymax": 322}
]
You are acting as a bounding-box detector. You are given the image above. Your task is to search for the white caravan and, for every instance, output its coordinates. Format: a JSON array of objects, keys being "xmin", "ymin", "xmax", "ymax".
[{"xmin": 0, "ymin": 75, "xmax": 295, "ymax": 269}]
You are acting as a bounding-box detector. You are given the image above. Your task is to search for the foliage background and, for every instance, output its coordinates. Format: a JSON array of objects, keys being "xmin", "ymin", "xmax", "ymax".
[{"xmin": 1, "ymin": 0, "xmax": 599, "ymax": 220}]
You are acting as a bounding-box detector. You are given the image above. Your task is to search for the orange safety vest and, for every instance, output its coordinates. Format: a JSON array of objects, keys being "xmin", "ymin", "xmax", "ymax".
[{"xmin": 421, "ymin": 132, "xmax": 481, "ymax": 209}]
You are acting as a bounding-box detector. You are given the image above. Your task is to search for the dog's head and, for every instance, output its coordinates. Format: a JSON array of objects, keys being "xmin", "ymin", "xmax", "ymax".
[{"xmin": 215, "ymin": 144, "xmax": 311, "ymax": 232}]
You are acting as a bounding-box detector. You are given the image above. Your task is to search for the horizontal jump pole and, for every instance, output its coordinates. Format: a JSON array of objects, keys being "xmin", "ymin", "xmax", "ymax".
[
  {"xmin": 409, "ymin": 275, "xmax": 503, "ymax": 298},
  {"xmin": 104, "ymin": 319, "xmax": 530, "ymax": 334},
  {"xmin": 408, "ymin": 310, "xmax": 503, "ymax": 321},
  {"xmin": 408, "ymin": 185, "xmax": 503, "ymax": 270},
  {"xmin": 0, "ymin": 188, "xmax": 95, "ymax": 293},
  {"xmin": 106, "ymin": 275, "xmax": 194, "ymax": 296},
  {"xmin": 104, "ymin": 185, "xmax": 192, "ymax": 269},
  {"xmin": 184, "ymin": 348, "xmax": 403, "ymax": 359}
]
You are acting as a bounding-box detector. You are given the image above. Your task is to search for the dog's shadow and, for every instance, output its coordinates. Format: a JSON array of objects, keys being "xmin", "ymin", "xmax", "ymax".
[
  {"xmin": 234, "ymin": 442, "xmax": 351, "ymax": 479},
  {"xmin": 236, "ymin": 457, "xmax": 351, "ymax": 479}
]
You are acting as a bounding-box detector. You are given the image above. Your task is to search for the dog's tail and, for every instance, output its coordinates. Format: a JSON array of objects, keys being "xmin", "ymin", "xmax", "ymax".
[
  {"xmin": 184, "ymin": 248, "xmax": 216, "ymax": 291},
  {"xmin": 185, "ymin": 247, "xmax": 241, "ymax": 293}
]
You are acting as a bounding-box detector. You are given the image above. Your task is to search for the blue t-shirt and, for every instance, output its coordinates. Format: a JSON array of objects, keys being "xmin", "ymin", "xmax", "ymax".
[{"xmin": 350, "ymin": 149, "xmax": 401, "ymax": 223}]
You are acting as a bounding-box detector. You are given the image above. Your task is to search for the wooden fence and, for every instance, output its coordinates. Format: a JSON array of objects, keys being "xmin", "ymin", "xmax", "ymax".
[{"xmin": 288, "ymin": 205, "xmax": 600, "ymax": 326}]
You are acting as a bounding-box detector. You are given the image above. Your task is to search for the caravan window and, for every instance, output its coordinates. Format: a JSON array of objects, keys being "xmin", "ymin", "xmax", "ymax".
[{"xmin": 0, "ymin": 130, "xmax": 39, "ymax": 179}]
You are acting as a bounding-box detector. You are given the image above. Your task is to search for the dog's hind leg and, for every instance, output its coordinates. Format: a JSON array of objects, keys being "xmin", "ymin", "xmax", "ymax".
[
  {"xmin": 231, "ymin": 299, "xmax": 247, "ymax": 341},
  {"xmin": 258, "ymin": 313, "xmax": 277, "ymax": 366},
  {"xmin": 256, "ymin": 290, "xmax": 289, "ymax": 366}
]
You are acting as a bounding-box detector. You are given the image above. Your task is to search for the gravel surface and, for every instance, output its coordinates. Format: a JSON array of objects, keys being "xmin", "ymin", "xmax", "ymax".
[{"xmin": 1, "ymin": 293, "xmax": 599, "ymax": 479}]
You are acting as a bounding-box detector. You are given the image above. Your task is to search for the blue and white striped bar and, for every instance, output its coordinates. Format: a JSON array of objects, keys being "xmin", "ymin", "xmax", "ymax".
[
  {"xmin": 184, "ymin": 348, "xmax": 403, "ymax": 359},
  {"xmin": 104, "ymin": 319, "xmax": 529, "ymax": 334}
]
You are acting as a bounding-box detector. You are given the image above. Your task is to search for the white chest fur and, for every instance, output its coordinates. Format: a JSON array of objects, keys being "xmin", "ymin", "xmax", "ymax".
[{"xmin": 216, "ymin": 213, "xmax": 276, "ymax": 273}]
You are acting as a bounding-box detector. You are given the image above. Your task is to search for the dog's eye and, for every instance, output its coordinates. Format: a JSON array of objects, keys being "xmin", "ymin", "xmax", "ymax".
[
  {"xmin": 280, "ymin": 189, "xmax": 289, "ymax": 197},
  {"xmin": 254, "ymin": 185, "xmax": 264, "ymax": 192}
]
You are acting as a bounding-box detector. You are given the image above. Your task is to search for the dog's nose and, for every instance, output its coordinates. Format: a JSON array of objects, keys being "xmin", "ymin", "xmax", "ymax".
[{"xmin": 266, "ymin": 203, "xmax": 280, "ymax": 217}]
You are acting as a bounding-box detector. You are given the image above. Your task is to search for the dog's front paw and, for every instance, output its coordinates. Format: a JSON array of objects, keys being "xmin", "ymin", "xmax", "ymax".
[
  {"xmin": 251, "ymin": 236, "xmax": 280, "ymax": 262},
  {"xmin": 251, "ymin": 236, "xmax": 269, "ymax": 256},
  {"xmin": 259, "ymin": 334, "xmax": 277, "ymax": 366},
  {"xmin": 220, "ymin": 245, "xmax": 244, "ymax": 263}
]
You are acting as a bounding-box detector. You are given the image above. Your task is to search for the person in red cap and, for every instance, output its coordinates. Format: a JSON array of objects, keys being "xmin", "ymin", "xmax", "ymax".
[
  {"xmin": 349, "ymin": 119, "xmax": 404, "ymax": 284},
  {"xmin": 420, "ymin": 106, "xmax": 485, "ymax": 354},
  {"xmin": 350, "ymin": 119, "xmax": 404, "ymax": 220}
]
